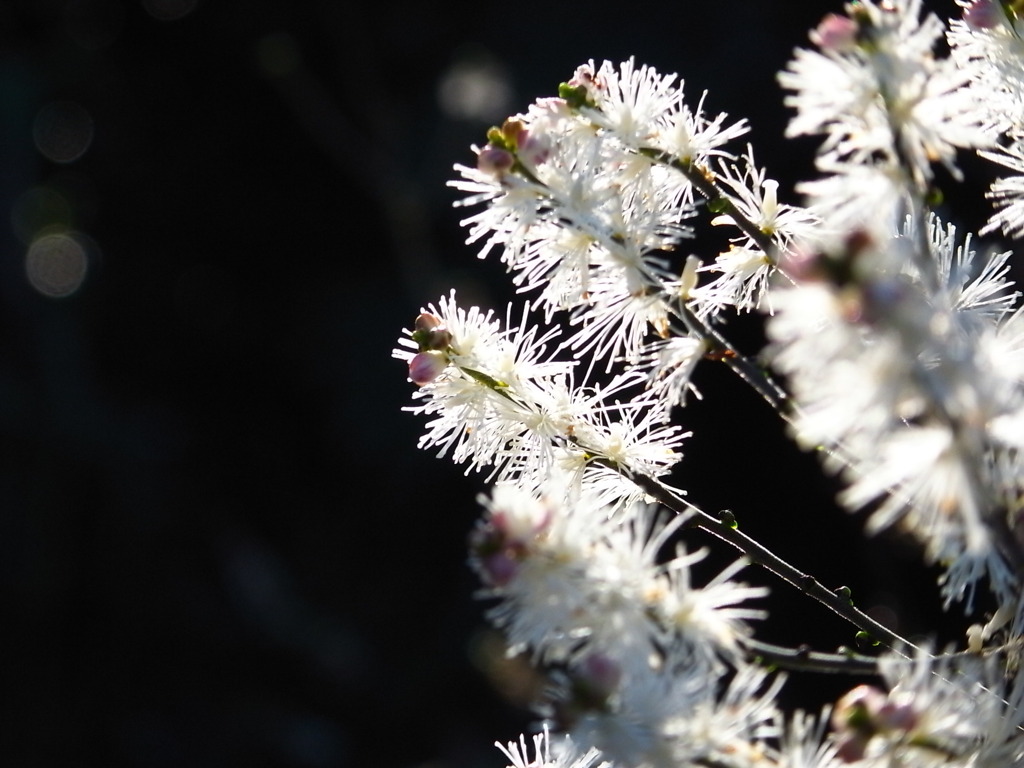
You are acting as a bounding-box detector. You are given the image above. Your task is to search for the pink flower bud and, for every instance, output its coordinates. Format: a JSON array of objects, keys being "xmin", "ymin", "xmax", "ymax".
[
  {"xmin": 477, "ymin": 145, "xmax": 515, "ymax": 176},
  {"xmin": 833, "ymin": 731, "xmax": 870, "ymax": 763},
  {"xmin": 860, "ymin": 275, "xmax": 910, "ymax": 326},
  {"xmin": 414, "ymin": 312, "xmax": 443, "ymax": 332},
  {"xmin": 779, "ymin": 246, "xmax": 826, "ymax": 283},
  {"xmin": 876, "ymin": 697, "xmax": 918, "ymax": 733},
  {"xmin": 480, "ymin": 551, "xmax": 520, "ymax": 586},
  {"xmin": 576, "ymin": 653, "xmax": 622, "ymax": 698},
  {"xmin": 408, "ymin": 350, "xmax": 448, "ymax": 386},
  {"xmin": 568, "ymin": 64, "xmax": 597, "ymax": 90},
  {"xmin": 516, "ymin": 130, "xmax": 551, "ymax": 167},
  {"xmin": 412, "ymin": 313, "xmax": 453, "ymax": 350},
  {"xmin": 810, "ymin": 13, "xmax": 859, "ymax": 51},
  {"xmin": 567, "ymin": 63, "xmax": 605, "ymax": 95},
  {"xmin": 963, "ymin": 0, "xmax": 1003, "ymax": 29}
]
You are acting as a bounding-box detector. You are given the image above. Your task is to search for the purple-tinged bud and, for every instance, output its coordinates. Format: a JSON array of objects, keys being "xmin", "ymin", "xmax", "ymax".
[
  {"xmin": 488, "ymin": 501, "xmax": 553, "ymax": 545},
  {"xmin": 409, "ymin": 350, "xmax": 448, "ymax": 386},
  {"xmin": 412, "ymin": 313, "xmax": 453, "ymax": 350},
  {"xmin": 414, "ymin": 312, "xmax": 443, "ymax": 332},
  {"xmin": 779, "ymin": 246, "xmax": 827, "ymax": 283},
  {"xmin": 859, "ymin": 275, "xmax": 911, "ymax": 326},
  {"xmin": 480, "ymin": 551, "xmax": 520, "ymax": 586},
  {"xmin": 833, "ymin": 731, "xmax": 870, "ymax": 763},
  {"xmin": 488, "ymin": 509, "xmax": 510, "ymax": 535},
  {"xmin": 963, "ymin": 0, "xmax": 1003, "ymax": 29},
  {"xmin": 876, "ymin": 697, "xmax": 918, "ymax": 733},
  {"xmin": 576, "ymin": 653, "xmax": 622, "ymax": 698},
  {"xmin": 469, "ymin": 516, "xmax": 529, "ymax": 587},
  {"xmin": 567, "ymin": 654, "xmax": 621, "ymax": 712},
  {"xmin": 516, "ymin": 130, "xmax": 551, "ymax": 167},
  {"xmin": 566, "ymin": 63, "xmax": 604, "ymax": 97},
  {"xmin": 568, "ymin": 63, "xmax": 597, "ymax": 89},
  {"xmin": 477, "ymin": 145, "xmax": 515, "ymax": 176},
  {"xmin": 810, "ymin": 13, "xmax": 860, "ymax": 51}
]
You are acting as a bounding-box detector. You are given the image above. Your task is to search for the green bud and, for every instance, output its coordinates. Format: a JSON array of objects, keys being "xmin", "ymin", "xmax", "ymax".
[
  {"xmin": 707, "ymin": 197, "xmax": 730, "ymax": 214},
  {"xmin": 486, "ymin": 125, "xmax": 508, "ymax": 149},
  {"xmin": 558, "ymin": 82, "xmax": 594, "ymax": 110},
  {"xmin": 833, "ymin": 684, "xmax": 885, "ymax": 735},
  {"xmin": 854, "ymin": 630, "xmax": 879, "ymax": 648}
]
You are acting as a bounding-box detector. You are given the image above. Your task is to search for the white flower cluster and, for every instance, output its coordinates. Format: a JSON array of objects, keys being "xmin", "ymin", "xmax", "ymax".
[
  {"xmin": 768, "ymin": 214, "xmax": 1024, "ymax": 612},
  {"xmin": 469, "ymin": 476, "xmax": 772, "ymax": 768},
  {"xmin": 770, "ymin": 0, "xmax": 1024, "ymax": 618},
  {"xmin": 396, "ymin": 0, "xmax": 1024, "ymax": 766},
  {"xmin": 949, "ymin": 0, "xmax": 1024, "ymax": 237},
  {"xmin": 450, "ymin": 58, "xmax": 817, "ymax": 368},
  {"xmin": 392, "ymin": 292, "xmax": 687, "ymax": 505}
]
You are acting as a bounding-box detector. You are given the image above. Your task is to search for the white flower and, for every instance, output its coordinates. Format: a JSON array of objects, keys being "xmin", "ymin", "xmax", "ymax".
[
  {"xmin": 565, "ymin": 662, "xmax": 685, "ymax": 768},
  {"xmin": 471, "ymin": 467, "xmax": 766, "ymax": 676},
  {"xmin": 767, "ymin": 214, "xmax": 1024, "ymax": 611},
  {"xmin": 920, "ymin": 213, "xmax": 1019, "ymax": 319},
  {"xmin": 640, "ymin": 334, "xmax": 707, "ymax": 417},
  {"xmin": 796, "ymin": 161, "xmax": 909, "ymax": 239},
  {"xmin": 980, "ymin": 136, "xmax": 1024, "ymax": 238},
  {"xmin": 711, "ymin": 145, "xmax": 820, "ymax": 254},
  {"xmin": 578, "ymin": 383, "xmax": 688, "ymax": 481},
  {"xmin": 780, "ymin": 0, "xmax": 997, "ymax": 188},
  {"xmin": 947, "ymin": 0, "xmax": 1024, "ymax": 136},
  {"xmin": 662, "ymin": 665, "xmax": 784, "ymax": 768},
  {"xmin": 396, "ymin": 290, "xmax": 695, "ymax": 499},
  {"xmin": 470, "ymin": 474, "xmax": 669, "ymax": 662},
  {"xmin": 693, "ymin": 247, "xmax": 776, "ymax": 315},
  {"xmin": 395, "ymin": 292, "xmax": 574, "ymax": 480},
  {"xmin": 451, "ymin": 97, "xmax": 695, "ymax": 335},
  {"xmin": 563, "ymin": 657, "xmax": 785, "ymax": 768},
  {"xmin": 679, "ymin": 145, "xmax": 820, "ymax": 315},
  {"xmin": 564, "ymin": 268, "xmax": 675, "ymax": 369},
  {"xmin": 827, "ymin": 649, "xmax": 1024, "ymax": 766},
  {"xmin": 579, "ymin": 58, "xmax": 685, "ymax": 147},
  {"xmin": 656, "ymin": 549, "xmax": 767, "ymax": 668},
  {"xmin": 496, "ymin": 728, "xmax": 608, "ymax": 768},
  {"xmin": 655, "ymin": 89, "xmax": 750, "ymax": 168},
  {"xmin": 771, "ymin": 710, "xmax": 842, "ymax": 768},
  {"xmin": 573, "ymin": 58, "xmax": 750, "ymax": 172}
]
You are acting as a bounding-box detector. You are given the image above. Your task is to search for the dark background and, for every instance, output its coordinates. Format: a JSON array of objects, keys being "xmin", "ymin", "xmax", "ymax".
[{"xmin": 0, "ymin": 1, "xmax": 992, "ymax": 766}]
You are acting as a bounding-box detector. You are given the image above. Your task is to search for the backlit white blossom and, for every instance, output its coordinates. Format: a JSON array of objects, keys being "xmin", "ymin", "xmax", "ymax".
[
  {"xmin": 780, "ymin": 0, "xmax": 997, "ymax": 189},
  {"xmin": 398, "ymin": 12, "xmax": 1024, "ymax": 768}
]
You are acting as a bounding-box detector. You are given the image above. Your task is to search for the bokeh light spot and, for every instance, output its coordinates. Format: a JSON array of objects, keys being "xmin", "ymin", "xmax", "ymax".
[
  {"xmin": 33, "ymin": 102, "xmax": 94, "ymax": 164},
  {"xmin": 438, "ymin": 50, "xmax": 512, "ymax": 122},
  {"xmin": 142, "ymin": 0, "xmax": 199, "ymax": 21},
  {"xmin": 26, "ymin": 233, "xmax": 90, "ymax": 298}
]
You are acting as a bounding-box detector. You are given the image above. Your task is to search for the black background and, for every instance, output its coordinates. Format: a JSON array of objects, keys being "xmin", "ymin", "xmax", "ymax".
[{"xmin": 0, "ymin": 1, "xmax": 995, "ymax": 766}]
